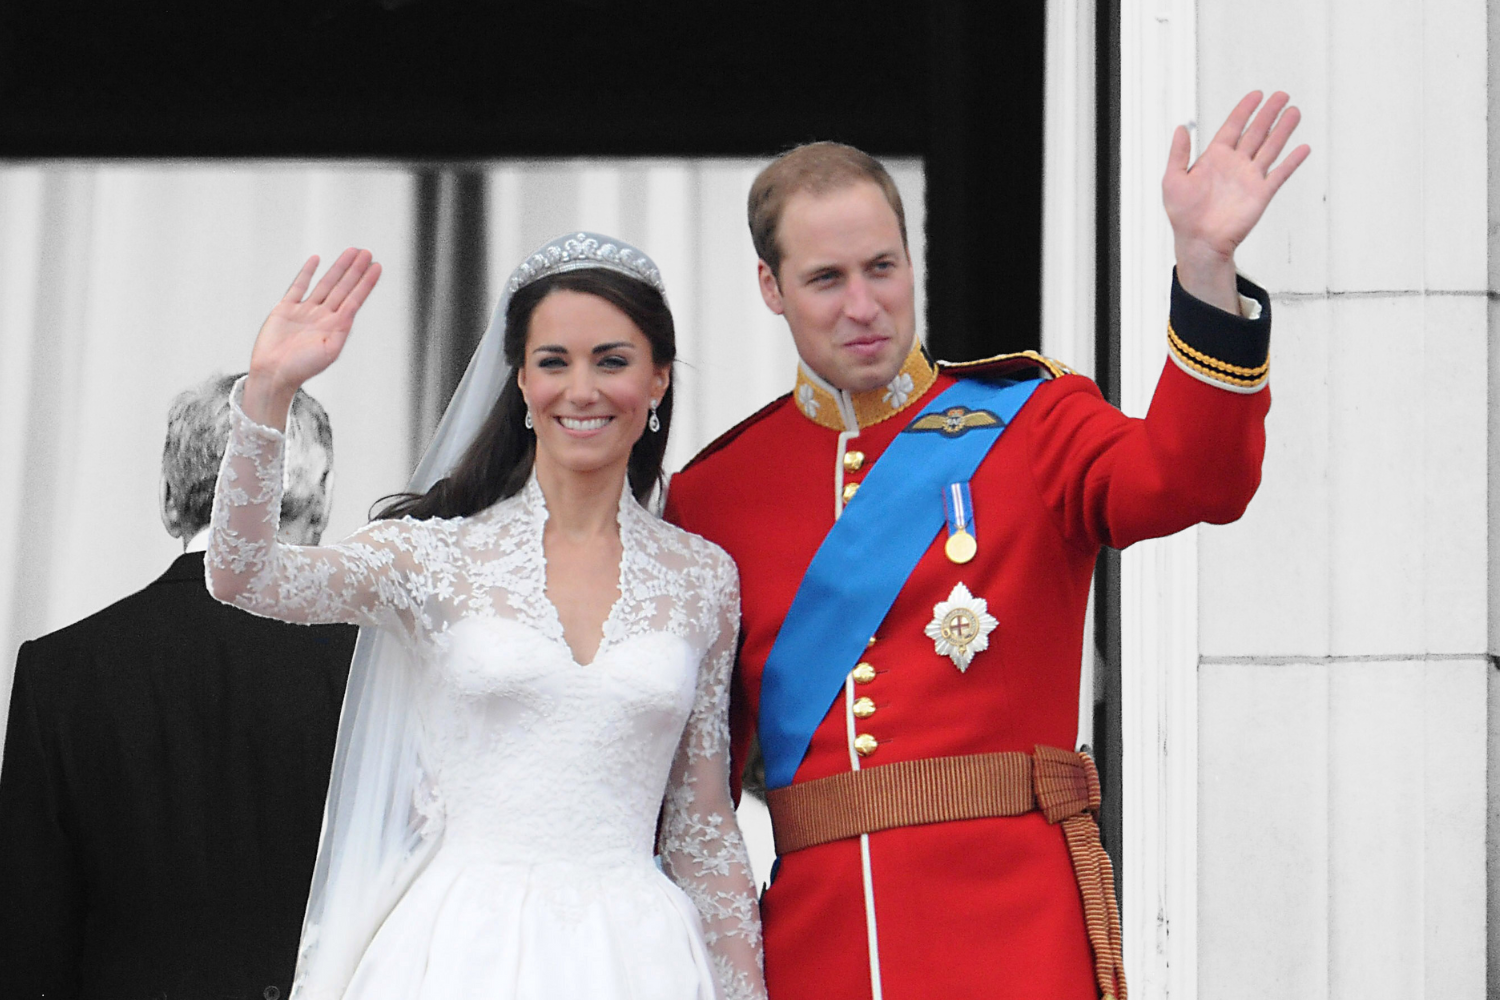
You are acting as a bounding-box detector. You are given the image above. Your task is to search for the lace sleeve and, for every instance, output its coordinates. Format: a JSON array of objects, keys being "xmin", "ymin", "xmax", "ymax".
[
  {"xmin": 657, "ymin": 552, "xmax": 766, "ymax": 1000},
  {"xmin": 204, "ymin": 379, "xmax": 449, "ymax": 642}
]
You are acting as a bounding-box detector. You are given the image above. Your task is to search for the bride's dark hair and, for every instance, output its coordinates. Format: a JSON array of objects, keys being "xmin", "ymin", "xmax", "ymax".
[{"xmin": 374, "ymin": 268, "xmax": 676, "ymax": 521}]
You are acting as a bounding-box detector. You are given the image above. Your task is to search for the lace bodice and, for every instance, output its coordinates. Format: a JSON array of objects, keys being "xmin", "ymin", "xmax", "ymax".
[{"xmin": 206, "ymin": 387, "xmax": 765, "ymax": 1000}]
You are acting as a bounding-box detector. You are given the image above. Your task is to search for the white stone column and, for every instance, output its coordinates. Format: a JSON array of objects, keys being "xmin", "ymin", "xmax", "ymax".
[
  {"xmin": 1194, "ymin": 2, "xmax": 1492, "ymax": 997},
  {"xmin": 1118, "ymin": 1, "xmax": 1200, "ymax": 996},
  {"xmin": 1042, "ymin": 0, "xmax": 1098, "ymax": 747}
]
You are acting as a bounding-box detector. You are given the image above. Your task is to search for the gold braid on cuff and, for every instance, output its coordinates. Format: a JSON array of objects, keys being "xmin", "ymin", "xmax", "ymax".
[{"xmin": 1166, "ymin": 323, "xmax": 1268, "ymax": 389}]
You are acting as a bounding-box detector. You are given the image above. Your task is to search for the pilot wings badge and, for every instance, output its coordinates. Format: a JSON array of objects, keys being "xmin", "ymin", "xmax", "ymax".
[
  {"xmin": 924, "ymin": 582, "xmax": 998, "ymax": 672},
  {"xmin": 905, "ymin": 406, "xmax": 1002, "ymax": 438}
]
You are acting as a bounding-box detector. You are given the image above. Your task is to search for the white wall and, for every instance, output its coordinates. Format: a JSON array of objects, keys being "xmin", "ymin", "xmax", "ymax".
[{"xmin": 1193, "ymin": 2, "xmax": 1492, "ymax": 996}]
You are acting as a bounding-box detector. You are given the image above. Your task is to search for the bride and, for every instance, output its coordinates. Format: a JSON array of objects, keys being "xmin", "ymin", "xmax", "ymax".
[{"xmin": 205, "ymin": 234, "xmax": 766, "ymax": 1000}]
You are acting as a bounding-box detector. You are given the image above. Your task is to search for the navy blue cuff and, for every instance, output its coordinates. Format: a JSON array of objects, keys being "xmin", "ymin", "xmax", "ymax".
[{"xmin": 1167, "ymin": 269, "xmax": 1271, "ymax": 392}]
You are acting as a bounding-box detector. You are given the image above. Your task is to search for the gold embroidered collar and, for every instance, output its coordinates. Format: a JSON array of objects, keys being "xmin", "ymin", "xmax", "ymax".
[{"xmin": 792, "ymin": 341, "xmax": 938, "ymax": 432}]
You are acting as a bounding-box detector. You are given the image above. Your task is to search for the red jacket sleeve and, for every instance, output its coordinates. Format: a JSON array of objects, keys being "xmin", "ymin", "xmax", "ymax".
[{"xmin": 1026, "ymin": 271, "xmax": 1272, "ymax": 551}]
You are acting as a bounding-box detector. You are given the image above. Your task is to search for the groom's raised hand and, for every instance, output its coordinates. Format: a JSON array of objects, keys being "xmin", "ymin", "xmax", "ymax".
[{"xmin": 1163, "ymin": 90, "xmax": 1310, "ymax": 313}]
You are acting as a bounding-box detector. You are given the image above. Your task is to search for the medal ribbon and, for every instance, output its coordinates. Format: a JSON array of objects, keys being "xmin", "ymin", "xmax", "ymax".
[
  {"xmin": 945, "ymin": 482, "xmax": 973, "ymax": 532},
  {"xmin": 944, "ymin": 481, "xmax": 975, "ymax": 550},
  {"xmin": 758, "ymin": 376, "xmax": 1043, "ymax": 790}
]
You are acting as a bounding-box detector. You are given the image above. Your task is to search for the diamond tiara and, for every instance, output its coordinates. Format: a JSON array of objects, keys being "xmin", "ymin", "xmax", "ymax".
[{"xmin": 505, "ymin": 232, "xmax": 667, "ymax": 299}]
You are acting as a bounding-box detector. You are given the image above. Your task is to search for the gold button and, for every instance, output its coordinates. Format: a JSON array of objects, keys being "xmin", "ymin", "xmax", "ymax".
[
  {"xmin": 867, "ymin": 635, "xmax": 877, "ymax": 647},
  {"xmin": 852, "ymin": 696, "xmax": 876, "ymax": 719},
  {"xmin": 842, "ymin": 482, "xmax": 860, "ymax": 503},
  {"xmin": 853, "ymin": 733, "xmax": 878, "ymax": 756},
  {"xmin": 843, "ymin": 450, "xmax": 865, "ymax": 473},
  {"xmin": 851, "ymin": 662, "xmax": 876, "ymax": 684}
]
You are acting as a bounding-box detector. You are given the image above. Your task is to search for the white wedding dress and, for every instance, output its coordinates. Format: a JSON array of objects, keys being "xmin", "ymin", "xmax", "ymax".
[{"xmin": 205, "ymin": 390, "xmax": 765, "ymax": 1000}]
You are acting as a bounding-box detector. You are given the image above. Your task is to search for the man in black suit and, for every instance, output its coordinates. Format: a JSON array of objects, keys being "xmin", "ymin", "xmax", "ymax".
[{"xmin": 0, "ymin": 373, "xmax": 357, "ymax": 1000}]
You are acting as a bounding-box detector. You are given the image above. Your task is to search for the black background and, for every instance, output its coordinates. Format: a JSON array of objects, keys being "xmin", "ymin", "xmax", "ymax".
[{"xmin": 0, "ymin": 0, "xmax": 1046, "ymax": 360}]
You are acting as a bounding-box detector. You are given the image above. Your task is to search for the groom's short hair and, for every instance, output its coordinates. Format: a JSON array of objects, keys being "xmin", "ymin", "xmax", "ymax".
[{"xmin": 747, "ymin": 141, "xmax": 909, "ymax": 280}]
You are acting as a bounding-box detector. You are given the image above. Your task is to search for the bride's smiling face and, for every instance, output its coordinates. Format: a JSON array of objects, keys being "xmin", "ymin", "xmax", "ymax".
[{"xmin": 517, "ymin": 289, "xmax": 670, "ymax": 481}]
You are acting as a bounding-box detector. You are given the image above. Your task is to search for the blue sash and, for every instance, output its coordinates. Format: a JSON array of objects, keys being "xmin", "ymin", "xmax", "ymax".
[{"xmin": 758, "ymin": 376, "xmax": 1043, "ymax": 790}]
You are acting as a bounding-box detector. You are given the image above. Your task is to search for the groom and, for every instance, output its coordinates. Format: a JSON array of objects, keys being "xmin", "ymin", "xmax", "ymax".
[{"xmin": 666, "ymin": 92, "xmax": 1307, "ymax": 999}]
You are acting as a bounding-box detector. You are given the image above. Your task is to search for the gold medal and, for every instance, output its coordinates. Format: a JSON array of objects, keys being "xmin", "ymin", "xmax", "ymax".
[
  {"xmin": 945, "ymin": 528, "xmax": 977, "ymax": 564},
  {"xmin": 943, "ymin": 482, "xmax": 978, "ymax": 564}
]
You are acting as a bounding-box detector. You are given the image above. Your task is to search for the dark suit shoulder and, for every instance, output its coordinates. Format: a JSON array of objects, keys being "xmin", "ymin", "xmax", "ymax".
[
  {"xmin": 17, "ymin": 554, "xmax": 356, "ymax": 693},
  {"xmin": 5, "ymin": 555, "xmax": 355, "ymax": 998},
  {"xmin": 18, "ymin": 571, "xmax": 191, "ymax": 671}
]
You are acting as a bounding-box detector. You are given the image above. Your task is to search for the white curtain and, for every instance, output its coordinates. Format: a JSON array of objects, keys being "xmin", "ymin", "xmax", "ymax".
[
  {"xmin": 0, "ymin": 162, "xmax": 419, "ymax": 700},
  {"xmin": 0, "ymin": 157, "xmax": 924, "ymax": 885}
]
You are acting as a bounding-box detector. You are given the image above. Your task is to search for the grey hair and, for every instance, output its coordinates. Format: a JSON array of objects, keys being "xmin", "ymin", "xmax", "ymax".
[{"xmin": 162, "ymin": 373, "xmax": 334, "ymax": 539}]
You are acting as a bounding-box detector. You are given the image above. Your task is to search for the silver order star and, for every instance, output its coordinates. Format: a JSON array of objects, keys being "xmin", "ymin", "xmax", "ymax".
[
  {"xmin": 924, "ymin": 581, "xmax": 998, "ymax": 672},
  {"xmin": 883, "ymin": 371, "xmax": 915, "ymax": 409}
]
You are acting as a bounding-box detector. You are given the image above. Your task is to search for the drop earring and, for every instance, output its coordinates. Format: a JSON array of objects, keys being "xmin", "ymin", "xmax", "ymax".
[
  {"xmin": 524, "ymin": 409, "xmax": 534, "ymax": 430},
  {"xmin": 648, "ymin": 400, "xmax": 661, "ymax": 433}
]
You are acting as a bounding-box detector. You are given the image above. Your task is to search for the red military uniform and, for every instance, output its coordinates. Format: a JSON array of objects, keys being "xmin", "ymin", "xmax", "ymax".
[{"xmin": 664, "ymin": 274, "xmax": 1272, "ymax": 1000}]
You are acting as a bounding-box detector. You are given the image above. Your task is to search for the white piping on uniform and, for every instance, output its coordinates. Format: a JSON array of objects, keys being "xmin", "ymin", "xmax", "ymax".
[
  {"xmin": 815, "ymin": 370, "xmax": 880, "ymax": 999},
  {"xmin": 835, "ymin": 430, "xmax": 860, "ymax": 521},
  {"xmin": 804, "ymin": 358, "xmax": 863, "ymax": 519},
  {"xmin": 846, "ymin": 676, "xmax": 884, "ymax": 1000},
  {"xmin": 845, "ymin": 675, "xmax": 861, "ymax": 770},
  {"xmin": 859, "ymin": 836, "xmax": 883, "ymax": 1000}
]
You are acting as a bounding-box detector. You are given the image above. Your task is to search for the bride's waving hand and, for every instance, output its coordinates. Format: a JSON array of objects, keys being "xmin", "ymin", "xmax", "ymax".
[
  {"xmin": 243, "ymin": 248, "xmax": 382, "ymax": 430},
  {"xmin": 206, "ymin": 248, "xmax": 440, "ymax": 637}
]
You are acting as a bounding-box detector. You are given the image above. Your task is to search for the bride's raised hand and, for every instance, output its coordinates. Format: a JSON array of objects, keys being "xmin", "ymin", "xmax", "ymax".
[{"xmin": 244, "ymin": 248, "xmax": 382, "ymax": 427}]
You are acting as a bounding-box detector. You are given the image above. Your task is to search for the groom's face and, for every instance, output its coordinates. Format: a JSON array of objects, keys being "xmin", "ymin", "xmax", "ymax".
[{"xmin": 757, "ymin": 181, "xmax": 916, "ymax": 394}]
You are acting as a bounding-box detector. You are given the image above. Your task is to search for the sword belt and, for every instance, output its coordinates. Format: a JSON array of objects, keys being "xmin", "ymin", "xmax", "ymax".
[{"xmin": 765, "ymin": 746, "xmax": 1127, "ymax": 1000}]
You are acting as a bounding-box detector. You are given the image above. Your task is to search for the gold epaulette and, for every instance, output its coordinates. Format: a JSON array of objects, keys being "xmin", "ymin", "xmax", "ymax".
[{"xmin": 937, "ymin": 350, "xmax": 1075, "ymax": 381}]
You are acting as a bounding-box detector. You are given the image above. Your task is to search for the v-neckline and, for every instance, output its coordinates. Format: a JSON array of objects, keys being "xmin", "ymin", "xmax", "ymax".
[{"xmin": 527, "ymin": 475, "xmax": 632, "ymax": 668}]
